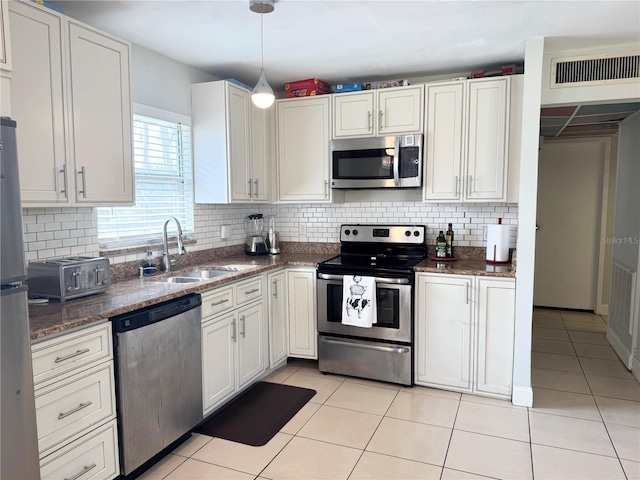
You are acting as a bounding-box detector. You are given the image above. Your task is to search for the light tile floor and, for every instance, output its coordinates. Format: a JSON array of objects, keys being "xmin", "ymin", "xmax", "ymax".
[{"xmin": 140, "ymin": 309, "xmax": 639, "ymax": 480}]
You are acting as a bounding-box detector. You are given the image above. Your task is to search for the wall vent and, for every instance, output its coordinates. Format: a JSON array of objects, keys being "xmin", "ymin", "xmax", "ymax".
[
  {"xmin": 610, "ymin": 261, "xmax": 636, "ymax": 335},
  {"xmin": 551, "ymin": 53, "xmax": 640, "ymax": 88}
]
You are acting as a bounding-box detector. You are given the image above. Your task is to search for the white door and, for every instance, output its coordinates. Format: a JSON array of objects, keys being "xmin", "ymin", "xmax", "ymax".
[
  {"xmin": 236, "ymin": 303, "xmax": 265, "ymax": 389},
  {"xmin": 333, "ymin": 92, "xmax": 375, "ymax": 138},
  {"xmin": 268, "ymin": 271, "xmax": 288, "ymax": 367},
  {"xmin": 67, "ymin": 23, "xmax": 133, "ymax": 204},
  {"xmin": 228, "ymin": 84, "xmax": 252, "ymax": 202},
  {"xmin": 202, "ymin": 314, "xmax": 235, "ymax": 414},
  {"xmin": 415, "ymin": 274, "xmax": 473, "ymax": 391},
  {"xmin": 475, "ymin": 277, "xmax": 515, "ymax": 397},
  {"xmin": 9, "ymin": 1, "xmax": 68, "ymax": 204},
  {"xmin": 250, "ymin": 103, "xmax": 270, "ymax": 202},
  {"xmin": 534, "ymin": 139, "xmax": 606, "ymax": 309},
  {"xmin": 287, "ymin": 269, "xmax": 317, "ymax": 359},
  {"xmin": 377, "ymin": 86, "xmax": 423, "ymax": 135}
]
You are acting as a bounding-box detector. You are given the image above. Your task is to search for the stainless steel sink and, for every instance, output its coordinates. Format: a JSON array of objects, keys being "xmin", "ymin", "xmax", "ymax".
[
  {"xmin": 180, "ymin": 270, "xmax": 233, "ymax": 279},
  {"xmin": 155, "ymin": 276, "xmax": 202, "ymax": 284}
]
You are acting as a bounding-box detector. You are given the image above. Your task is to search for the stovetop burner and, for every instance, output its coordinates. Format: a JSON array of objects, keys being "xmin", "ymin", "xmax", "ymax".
[{"xmin": 318, "ymin": 224, "xmax": 427, "ymax": 276}]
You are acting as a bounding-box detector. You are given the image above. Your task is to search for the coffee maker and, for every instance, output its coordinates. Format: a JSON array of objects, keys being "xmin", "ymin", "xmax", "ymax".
[{"xmin": 245, "ymin": 214, "xmax": 268, "ymax": 255}]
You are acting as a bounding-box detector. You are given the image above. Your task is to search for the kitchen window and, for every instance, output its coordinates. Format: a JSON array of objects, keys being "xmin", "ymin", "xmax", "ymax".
[{"xmin": 97, "ymin": 105, "xmax": 194, "ymax": 248}]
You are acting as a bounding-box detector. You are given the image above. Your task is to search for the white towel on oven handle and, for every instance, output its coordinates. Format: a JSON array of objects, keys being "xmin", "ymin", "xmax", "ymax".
[{"xmin": 342, "ymin": 275, "xmax": 377, "ymax": 328}]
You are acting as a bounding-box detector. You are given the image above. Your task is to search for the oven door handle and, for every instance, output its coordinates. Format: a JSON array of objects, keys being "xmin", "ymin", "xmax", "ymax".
[
  {"xmin": 317, "ymin": 273, "xmax": 409, "ymax": 285},
  {"xmin": 322, "ymin": 337, "xmax": 411, "ymax": 354}
]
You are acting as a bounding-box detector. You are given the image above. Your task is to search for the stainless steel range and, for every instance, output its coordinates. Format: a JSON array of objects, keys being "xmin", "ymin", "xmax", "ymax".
[{"xmin": 317, "ymin": 224, "xmax": 426, "ymax": 386}]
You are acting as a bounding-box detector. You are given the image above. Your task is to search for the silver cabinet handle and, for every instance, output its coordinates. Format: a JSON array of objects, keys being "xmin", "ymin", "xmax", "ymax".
[
  {"xmin": 59, "ymin": 164, "xmax": 68, "ymax": 196},
  {"xmin": 245, "ymin": 288, "xmax": 259, "ymax": 295},
  {"xmin": 324, "ymin": 180, "xmax": 328, "ymax": 198},
  {"xmin": 454, "ymin": 175, "xmax": 459, "ymax": 197},
  {"xmin": 466, "ymin": 283, "xmax": 470, "ymax": 305},
  {"xmin": 367, "ymin": 111, "xmax": 372, "ymax": 131},
  {"xmin": 64, "ymin": 463, "xmax": 97, "ymax": 480},
  {"xmin": 231, "ymin": 317, "xmax": 236, "ymax": 342},
  {"xmin": 78, "ymin": 166, "xmax": 87, "ymax": 198},
  {"xmin": 58, "ymin": 401, "xmax": 92, "ymax": 420},
  {"xmin": 248, "ymin": 178, "xmax": 253, "ymax": 197},
  {"xmin": 240, "ymin": 315, "xmax": 246, "ymax": 338},
  {"xmin": 212, "ymin": 298, "xmax": 230, "ymax": 306},
  {"xmin": 55, "ymin": 348, "xmax": 90, "ymax": 363},
  {"xmin": 468, "ymin": 175, "xmax": 473, "ymax": 196},
  {"xmin": 379, "ymin": 110, "xmax": 384, "ymax": 130},
  {"xmin": 254, "ymin": 179, "xmax": 259, "ymax": 197},
  {"xmin": 272, "ymin": 280, "xmax": 278, "ymax": 298}
]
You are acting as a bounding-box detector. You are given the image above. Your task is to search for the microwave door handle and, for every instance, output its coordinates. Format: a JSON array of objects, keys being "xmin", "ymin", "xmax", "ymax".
[{"xmin": 393, "ymin": 136, "xmax": 401, "ymax": 187}]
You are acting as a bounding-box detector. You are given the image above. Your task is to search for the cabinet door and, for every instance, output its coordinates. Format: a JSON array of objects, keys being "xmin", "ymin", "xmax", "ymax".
[
  {"xmin": 9, "ymin": 1, "xmax": 68, "ymax": 204},
  {"xmin": 415, "ymin": 274, "xmax": 473, "ymax": 391},
  {"xmin": 475, "ymin": 278, "xmax": 515, "ymax": 397},
  {"xmin": 287, "ymin": 269, "xmax": 317, "ymax": 359},
  {"xmin": 268, "ymin": 271, "xmax": 288, "ymax": 367},
  {"xmin": 0, "ymin": 0, "xmax": 11, "ymax": 71},
  {"xmin": 277, "ymin": 97, "xmax": 331, "ymax": 202},
  {"xmin": 228, "ymin": 84, "xmax": 252, "ymax": 202},
  {"xmin": 466, "ymin": 78, "xmax": 509, "ymax": 201},
  {"xmin": 202, "ymin": 314, "xmax": 236, "ymax": 415},
  {"xmin": 333, "ymin": 91, "xmax": 375, "ymax": 138},
  {"xmin": 67, "ymin": 23, "xmax": 133, "ymax": 204},
  {"xmin": 377, "ymin": 86, "xmax": 423, "ymax": 135},
  {"xmin": 424, "ymin": 82, "xmax": 465, "ymax": 202},
  {"xmin": 250, "ymin": 103, "xmax": 270, "ymax": 202},
  {"xmin": 237, "ymin": 303, "xmax": 265, "ymax": 389}
]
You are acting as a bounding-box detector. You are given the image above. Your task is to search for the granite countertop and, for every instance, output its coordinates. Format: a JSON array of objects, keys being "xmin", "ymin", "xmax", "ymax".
[
  {"xmin": 414, "ymin": 258, "xmax": 516, "ymax": 277},
  {"xmin": 29, "ymin": 252, "xmax": 334, "ymax": 342},
  {"xmin": 29, "ymin": 248, "xmax": 516, "ymax": 342}
]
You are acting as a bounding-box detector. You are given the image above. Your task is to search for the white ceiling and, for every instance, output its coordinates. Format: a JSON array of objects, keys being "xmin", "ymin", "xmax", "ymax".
[{"xmin": 56, "ymin": 0, "xmax": 640, "ymax": 91}]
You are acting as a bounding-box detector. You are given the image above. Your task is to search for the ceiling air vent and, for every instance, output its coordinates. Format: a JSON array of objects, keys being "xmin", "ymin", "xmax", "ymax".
[{"xmin": 551, "ymin": 53, "xmax": 639, "ymax": 88}]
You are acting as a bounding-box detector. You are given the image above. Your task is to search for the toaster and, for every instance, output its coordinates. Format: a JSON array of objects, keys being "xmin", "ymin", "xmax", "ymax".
[{"xmin": 27, "ymin": 256, "xmax": 111, "ymax": 301}]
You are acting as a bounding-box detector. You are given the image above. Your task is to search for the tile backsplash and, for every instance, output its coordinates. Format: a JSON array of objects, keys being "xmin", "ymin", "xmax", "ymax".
[{"xmin": 23, "ymin": 202, "xmax": 518, "ymax": 265}]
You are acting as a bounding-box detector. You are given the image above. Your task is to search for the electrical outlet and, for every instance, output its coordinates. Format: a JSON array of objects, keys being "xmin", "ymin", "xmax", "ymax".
[
  {"xmin": 221, "ymin": 225, "xmax": 230, "ymax": 239},
  {"xmin": 299, "ymin": 222, "xmax": 307, "ymax": 237},
  {"xmin": 483, "ymin": 226, "xmax": 488, "ymax": 242}
]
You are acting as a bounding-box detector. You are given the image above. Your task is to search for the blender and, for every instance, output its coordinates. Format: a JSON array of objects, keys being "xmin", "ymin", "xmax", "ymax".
[{"xmin": 244, "ymin": 214, "xmax": 268, "ymax": 255}]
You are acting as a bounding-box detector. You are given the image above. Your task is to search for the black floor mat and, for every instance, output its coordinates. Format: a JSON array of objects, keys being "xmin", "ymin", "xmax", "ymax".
[{"xmin": 194, "ymin": 381, "xmax": 316, "ymax": 446}]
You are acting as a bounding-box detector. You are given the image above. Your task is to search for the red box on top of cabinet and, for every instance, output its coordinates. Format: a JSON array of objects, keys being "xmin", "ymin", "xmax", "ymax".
[{"xmin": 284, "ymin": 78, "xmax": 331, "ymax": 98}]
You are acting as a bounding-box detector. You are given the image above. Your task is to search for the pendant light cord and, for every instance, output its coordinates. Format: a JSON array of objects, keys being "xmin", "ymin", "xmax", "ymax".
[{"xmin": 260, "ymin": 13, "xmax": 264, "ymax": 70}]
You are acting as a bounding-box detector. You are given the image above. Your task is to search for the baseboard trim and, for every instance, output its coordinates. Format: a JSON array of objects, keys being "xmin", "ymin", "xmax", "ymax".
[
  {"xmin": 632, "ymin": 356, "xmax": 640, "ymax": 383},
  {"xmin": 512, "ymin": 385, "xmax": 533, "ymax": 407},
  {"xmin": 595, "ymin": 303, "xmax": 608, "ymax": 316},
  {"xmin": 606, "ymin": 328, "xmax": 632, "ymax": 369}
]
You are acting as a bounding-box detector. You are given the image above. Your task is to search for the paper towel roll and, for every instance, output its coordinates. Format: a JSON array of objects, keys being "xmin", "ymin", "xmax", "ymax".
[{"xmin": 486, "ymin": 224, "xmax": 510, "ymax": 263}]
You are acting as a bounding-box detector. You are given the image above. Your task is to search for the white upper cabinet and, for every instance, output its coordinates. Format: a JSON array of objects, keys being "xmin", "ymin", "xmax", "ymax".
[
  {"xmin": 0, "ymin": 0, "xmax": 11, "ymax": 71},
  {"xmin": 9, "ymin": 1, "xmax": 133, "ymax": 206},
  {"xmin": 332, "ymin": 86, "xmax": 424, "ymax": 138},
  {"xmin": 192, "ymin": 81, "xmax": 270, "ymax": 204},
  {"xmin": 423, "ymin": 77, "xmax": 511, "ymax": 203},
  {"xmin": 277, "ymin": 96, "xmax": 333, "ymax": 203}
]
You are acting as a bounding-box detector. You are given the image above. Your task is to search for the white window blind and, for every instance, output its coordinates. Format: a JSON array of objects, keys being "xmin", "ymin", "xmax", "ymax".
[{"xmin": 98, "ymin": 113, "xmax": 194, "ymax": 247}]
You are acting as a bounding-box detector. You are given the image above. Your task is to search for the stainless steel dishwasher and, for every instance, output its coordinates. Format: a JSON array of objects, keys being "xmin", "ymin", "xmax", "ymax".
[{"xmin": 112, "ymin": 293, "xmax": 202, "ymax": 476}]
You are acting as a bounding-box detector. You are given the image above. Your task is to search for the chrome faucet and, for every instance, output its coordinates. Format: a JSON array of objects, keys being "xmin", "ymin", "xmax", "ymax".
[{"xmin": 162, "ymin": 217, "xmax": 186, "ymax": 272}]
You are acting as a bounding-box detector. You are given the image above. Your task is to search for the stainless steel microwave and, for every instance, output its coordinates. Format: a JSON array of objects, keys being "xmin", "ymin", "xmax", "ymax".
[{"xmin": 330, "ymin": 134, "xmax": 423, "ymax": 189}]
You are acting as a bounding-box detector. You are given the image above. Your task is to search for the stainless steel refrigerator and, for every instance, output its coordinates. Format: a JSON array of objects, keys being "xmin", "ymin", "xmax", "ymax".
[{"xmin": 1, "ymin": 117, "xmax": 40, "ymax": 479}]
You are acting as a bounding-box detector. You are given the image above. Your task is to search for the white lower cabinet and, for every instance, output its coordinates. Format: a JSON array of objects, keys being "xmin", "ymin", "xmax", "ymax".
[
  {"xmin": 32, "ymin": 321, "xmax": 119, "ymax": 479},
  {"xmin": 267, "ymin": 270, "xmax": 288, "ymax": 367},
  {"xmin": 415, "ymin": 273, "xmax": 515, "ymax": 399},
  {"xmin": 201, "ymin": 276, "xmax": 266, "ymax": 416},
  {"xmin": 286, "ymin": 268, "xmax": 317, "ymax": 359}
]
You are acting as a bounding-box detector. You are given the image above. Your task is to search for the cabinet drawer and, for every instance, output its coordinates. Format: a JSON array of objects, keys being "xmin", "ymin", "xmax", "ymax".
[
  {"xmin": 235, "ymin": 277, "xmax": 263, "ymax": 305},
  {"xmin": 40, "ymin": 419, "xmax": 119, "ymax": 480},
  {"xmin": 36, "ymin": 362, "xmax": 116, "ymax": 456},
  {"xmin": 32, "ymin": 322, "xmax": 113, "ymax": 386},
  {"xmin": 201, "ymin": 286, "xmax": 235, "ymax": 318}
]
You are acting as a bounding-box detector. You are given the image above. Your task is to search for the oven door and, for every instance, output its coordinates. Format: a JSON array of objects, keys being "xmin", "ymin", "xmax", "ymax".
[{"xmin": 317, "ymin": 273, "xmax": 412, "ymax": 343}]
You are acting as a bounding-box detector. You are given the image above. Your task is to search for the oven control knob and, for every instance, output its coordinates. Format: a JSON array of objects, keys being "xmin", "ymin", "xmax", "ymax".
[
  {"xmin": 413, "ymin": 231, "xmax": 420, "ymax": 237},
  {"xmin": 405, "ymin": 230, "xmax": 411, "ymax": 237},
  {"xmin": 344, "ymin": 229, "xmax": 351, "ymax": 236},
  {"xmin": 352, "ymin": 229, "xmax": 358, "ymax": 236}
]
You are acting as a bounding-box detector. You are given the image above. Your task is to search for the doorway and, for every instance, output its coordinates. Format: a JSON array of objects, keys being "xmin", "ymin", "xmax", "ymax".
[{"xmin": 534, "ymin": 137, "xmax": 611, "ymax": 311}]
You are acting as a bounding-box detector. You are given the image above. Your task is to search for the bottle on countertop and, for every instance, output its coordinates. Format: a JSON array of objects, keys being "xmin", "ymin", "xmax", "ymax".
[
  {"xmin": 446, "ymin": 223, "xmax": 454, "ymax": 258},
  {"xmin": 140, "ymin": 248, "xmax": 157, "ymax": 277},
  {"xmin": 436, "ymin": 231, "xmax": 447, "ymax": 258}
]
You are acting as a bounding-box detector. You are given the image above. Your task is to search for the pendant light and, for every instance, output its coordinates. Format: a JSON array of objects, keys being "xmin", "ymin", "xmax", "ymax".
[{"xmin": 250, "ymin": 0, "xmax": 275, "ymax": 109}]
